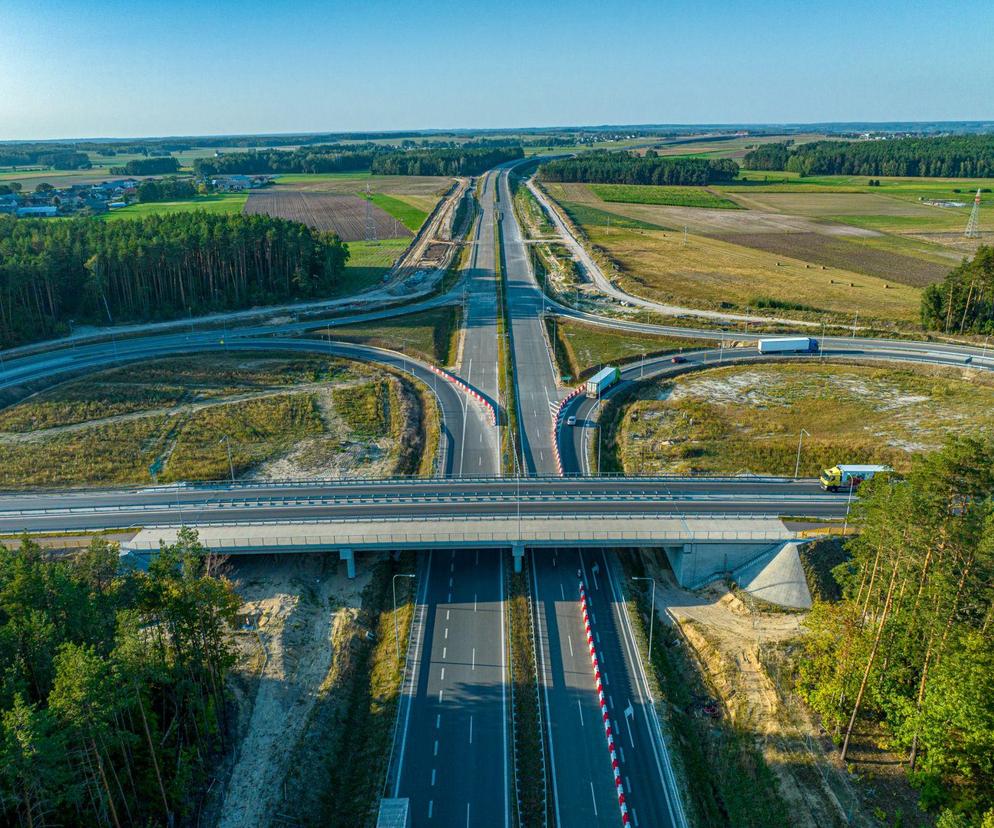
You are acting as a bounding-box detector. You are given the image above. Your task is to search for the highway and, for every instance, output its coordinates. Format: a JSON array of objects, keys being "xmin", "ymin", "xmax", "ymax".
[
  {"xmin": 533, "ymin": 548, "xmax": 683, "ymax": 828},
  {"xmin": 3, "ymin": 158, "xmax": 993, "ymax": 828},
  {"xmin": 498, "ymin": 167, "xmax": 563, "ymax": 475},
  {"xmin": 491, "ymin": 162, "xmax": 688, "ymax": 827},
  {"xmin": 457, "ymin": 173, "xmax": 501, "ymax": 475},
  {"xmin": 392, "ymin": 549, "xmax": 510, "ymax": 827}
]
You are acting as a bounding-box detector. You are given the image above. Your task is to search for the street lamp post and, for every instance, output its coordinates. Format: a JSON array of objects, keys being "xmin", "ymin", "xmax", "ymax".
[
  {"xmin": 843, "ymin": 479, "xmax": 856, "ymax": 535},
  {"xmin": 794, "ymin": 428, "xmax": 811, "ymax": 480},
  {"xmin": 392, "ymin": 573, "xmax": 416, "ymax": 661},
  {"xmin": 220, "ymin": 436, "xmax": 234, "ymax": 482},
  {"xmin": 631, "ymin": 576, "xmax": 656, "ymax": 660}
]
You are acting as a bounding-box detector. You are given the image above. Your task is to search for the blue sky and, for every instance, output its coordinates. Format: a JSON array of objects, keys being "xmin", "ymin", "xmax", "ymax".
[{"xmin": 1, "ymin": 0, "xmax": 992, "ymax": 140}]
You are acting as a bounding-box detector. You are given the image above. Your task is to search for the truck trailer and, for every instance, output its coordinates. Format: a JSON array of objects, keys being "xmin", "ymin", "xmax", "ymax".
[
  {"xmin": 820, "ymin": 464, "xmax": 891, "ymax": 492},
  {"xmin": 585, "ymin": 366, "xmax": 621, "ymax": 398},
  {"xmin": 757, "ymin": 337, "xmax": 819, "ymax": 354}
]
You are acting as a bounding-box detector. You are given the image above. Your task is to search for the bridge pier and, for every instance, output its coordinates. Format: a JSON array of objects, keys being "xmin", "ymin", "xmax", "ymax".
[
  {"xmin": 339, "ymin": 547, "xmax": 356, "ymax": 579},
  {"xmin": 512, "ymin": 542, "xmax": 524, "ymax": 573}
]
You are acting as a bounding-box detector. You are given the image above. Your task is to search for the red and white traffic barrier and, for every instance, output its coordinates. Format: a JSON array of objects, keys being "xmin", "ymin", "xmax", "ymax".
[
  {"xmin": 550, "ymin": 385, "xmax": 584, "ymax": 476},
  {"xmin": 427, "ymin": 364, "xmax": 498, "ymax": 426},
  {"xmin": 579, "ymin": 580, "xmax": 629, "ymax": 826}
]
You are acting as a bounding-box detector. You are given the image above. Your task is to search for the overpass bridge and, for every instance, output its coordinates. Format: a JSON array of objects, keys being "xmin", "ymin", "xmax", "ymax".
[{"xmin": 120, "ymin": 511, "xmax": 794, "ymax": 588}]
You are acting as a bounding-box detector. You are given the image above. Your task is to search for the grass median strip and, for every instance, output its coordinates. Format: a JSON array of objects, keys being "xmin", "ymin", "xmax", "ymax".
[
  {"xmin": 496, "ymin": 212, "xmax": 523, "ymax": 474},
  {"xmin": 506, "ymin": 553, "xmax": 550, "ymax": 827}
]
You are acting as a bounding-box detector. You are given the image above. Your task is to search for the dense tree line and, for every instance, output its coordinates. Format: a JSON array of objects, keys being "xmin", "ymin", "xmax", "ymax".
[
  {"xmin": 0, "ymin": 148, "xmax": 91, "ymax": 170},
  {"xmin": 0, "ymin": 530, "xmax": 240, "ymax": 826},
  {"xmin": 0, "ymin": 212, "xmax": 349, "ymax": 347},
  {"xmin": 798, "ymin": 436, "xmax": 994, "ymax": 826},
  {"xmin": 110, "ymin": 158, "xmax": 180, "ymax": 176},
  {"xmin": 742, "ymin": 136, "xmax": 994, "ymax": 177},
  {"xmin": 921, "ymin": 246, "xmax": 994, "ymax": 334},
  {"xmin": 537, "ymin": 151, "xmax": 739, "ymax": 185},
  {"xmin": 193, "ymin": 145, "xmax": 386, "ymax": 176},
  {"xmin": 136, "ymin": 177, "xmax": 197, "ymax": 203},
  {"xmin": 370, "ymin": 145, "xmax": 524, "ymax": 176}
]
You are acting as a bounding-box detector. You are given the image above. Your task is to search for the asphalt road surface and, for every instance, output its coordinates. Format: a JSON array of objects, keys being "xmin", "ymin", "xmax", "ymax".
[
  {"xmin": 0, "ymin": 477, "xmax": 847, "ymax": 534},
  {"xmin": 532, "ymin": 548, "xmax": 682, "ymax": 827},
  {"xmin": 497, "ymin": 168, "xmax": 562, "ymax": 475},
  {"xmin": 393, "ymin": 548, "xmax": 510, "ymax": 827},
  {"xmin": 456, "ymin": 172, "xmax": 501, "ymax": 476}
]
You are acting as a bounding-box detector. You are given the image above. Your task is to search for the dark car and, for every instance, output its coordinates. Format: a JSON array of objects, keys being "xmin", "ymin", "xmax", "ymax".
[{"xmin": 671, "ymin": 355, "xmax": 687, "ymax": 364}]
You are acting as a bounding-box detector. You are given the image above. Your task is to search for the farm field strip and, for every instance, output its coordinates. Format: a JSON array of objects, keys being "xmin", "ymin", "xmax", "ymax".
[
  {"xmin": 242, "ymin": 191, "xmax": 409, "ymax": 241},
  {"xmin": 590, "ymin": 183, "xmax": 741, "ymax": 209}
]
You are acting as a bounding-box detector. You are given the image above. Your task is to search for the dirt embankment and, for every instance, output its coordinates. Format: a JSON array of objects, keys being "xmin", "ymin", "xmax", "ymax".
[
  {"xmin": 642, "ymin": 551, "xmax": 917, "ymax": 828},
  {"xmin": 211, "ymin": 554, "xmax": 371, "ymax": 828}
]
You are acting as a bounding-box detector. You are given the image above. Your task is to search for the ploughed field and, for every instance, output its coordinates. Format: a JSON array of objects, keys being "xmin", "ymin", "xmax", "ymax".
[{"xmin": 243, "ymin": 191, "xmax": 410, "ymax": 241}]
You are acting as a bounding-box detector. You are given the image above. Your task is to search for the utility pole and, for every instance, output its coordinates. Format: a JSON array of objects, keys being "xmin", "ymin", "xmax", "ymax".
[
  {"xmin": 392, "ymin": 573, "xmax": 416, "ymax": 661},
  {"xmin": 964, "ymin": 188, "xmax": 982, "ymax": 239},
  {"xmin": 852, "ymin": 312, "xmax": 858, "ymax": 339},
  {"xmin": 220, "ymin": 436, "xmax": 234, "ymax": 482},
  {"xmin": 794, "ymin": 428, "xmax": 810, "ymax": 480},
  {"xmin": 843, "ymin": 478, "xmax": 856, "ymax": 535},
  {"xmin": 631, "ymin": 576, "xmax": 656, "ymax": 660}
]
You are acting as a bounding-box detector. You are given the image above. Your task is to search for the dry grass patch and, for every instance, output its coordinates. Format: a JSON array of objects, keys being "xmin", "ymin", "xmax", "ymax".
[
  {"xmin": 606, "ymin": 362, "xmax": 994, "ymax": 476},
  {"xmin": 584, "ymin": 223, "xmax": 921, "ymax": 324}
]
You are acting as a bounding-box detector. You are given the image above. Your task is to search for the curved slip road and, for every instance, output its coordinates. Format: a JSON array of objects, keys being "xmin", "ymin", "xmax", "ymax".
[
  {"xmin": 0, "ymin": 335, "xmax": 499, "ymax": 480},
  {"xmin": 558, "ymin": 343, "xmax": 994, "ymax": 477}
]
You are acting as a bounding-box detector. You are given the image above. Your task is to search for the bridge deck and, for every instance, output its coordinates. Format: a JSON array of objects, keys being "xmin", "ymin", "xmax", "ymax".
[{"xmin": 122, "ymin": 514, "xmax": 792, "ymax": 554}]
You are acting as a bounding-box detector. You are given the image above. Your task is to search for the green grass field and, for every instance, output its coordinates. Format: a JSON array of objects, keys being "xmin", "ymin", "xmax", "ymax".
[
  {"xmin": 591, "ymin": 184, "xmax": 740, "ymax": 210},
  {"xmin": 317, "ymin": 306, "xmax": 461, "ymax": 365},
  {"xmin": 100, "ymin": 193, "xmax": 247, "ymax": 220},
  {"xmin": 548, "ymin": 317, "xmax": 716, "ymax": 381},
  {"xmin": 334, "ymin": 237, "xmax": 410, "ymax": 296},
  {"xmin": 274, "ymin": 172, "xmax": 374, "ymax": 184},
  {"xmin": 367, "ymin": 192, "xmax": 428, "ymax": 232},
  {"xmin": 723, "ymin": 169, "xmax": 994, "ymax": 199},
  {"xmin": 603, "ymin": 363, "xmax": 994, "ymax": 476}
]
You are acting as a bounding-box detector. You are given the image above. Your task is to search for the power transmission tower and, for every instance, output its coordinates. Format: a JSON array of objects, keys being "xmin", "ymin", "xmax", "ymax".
[
  {"xmin": 965, "ymin": 188, "xmax": 982, "ymax": 239},
  {"xmin": 364, "ymin": 182, "xmax": 377, "ymax": 242}
]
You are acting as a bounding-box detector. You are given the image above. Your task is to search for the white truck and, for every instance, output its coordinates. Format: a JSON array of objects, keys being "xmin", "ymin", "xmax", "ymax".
[
  {"xmin": 757, "ymin": 336, "xmax": 818, "ymax": 354},
  {"xmin": 585, "ymin": 365, "xmax": 621, "ymax": 398}
]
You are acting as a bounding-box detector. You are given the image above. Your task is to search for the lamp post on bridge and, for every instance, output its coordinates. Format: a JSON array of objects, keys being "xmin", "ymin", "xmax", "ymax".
[
  {"xmin": 631, "ymin": 576, "xmax": 656, "ymax": 662},
  {"xmin": 392, "ymin": 573, "xmax": 416, "ymax": 662}
]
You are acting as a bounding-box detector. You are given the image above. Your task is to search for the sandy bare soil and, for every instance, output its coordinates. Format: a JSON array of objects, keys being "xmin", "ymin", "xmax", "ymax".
[
  {"xmin": 216, "ymin": 554, "xmax": 372, "ymax": 828},
  {"xmin": 641, "ymin": 551, "xmax": 868, "ymax": 828}
]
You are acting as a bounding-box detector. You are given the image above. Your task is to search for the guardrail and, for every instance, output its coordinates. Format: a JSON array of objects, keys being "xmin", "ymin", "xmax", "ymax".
[
  {"xmin": 0, "ymin": 492, "xmax": 840, "ymax": 518},
  {"xmin": 427, "ymin": 363, "xmax": 498, "ymax": 425},
  {"xmin": 123, "ymin": 524, "xmax": 791, "ymax": 551}
]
